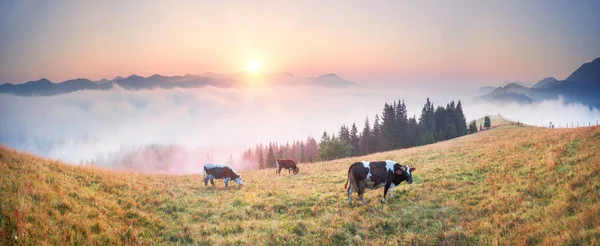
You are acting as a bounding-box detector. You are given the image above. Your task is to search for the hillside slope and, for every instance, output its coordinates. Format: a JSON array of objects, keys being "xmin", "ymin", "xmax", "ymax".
[{"xmin": 1, "ymin": 125, "xmax": 599, "ymax": 245}]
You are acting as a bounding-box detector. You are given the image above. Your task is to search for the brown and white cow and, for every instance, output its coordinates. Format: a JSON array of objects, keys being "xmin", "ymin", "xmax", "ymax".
[
  {"xmin": 276, "ymin": 159, "xmax": 299, "ymax": 175},
  {"xmin": 204, "ymin": 164, "xmax": 243, "ymax": 188},
  {"xmin": 344, "ymin": 160, "xmax": 416, "ymax": 205}
]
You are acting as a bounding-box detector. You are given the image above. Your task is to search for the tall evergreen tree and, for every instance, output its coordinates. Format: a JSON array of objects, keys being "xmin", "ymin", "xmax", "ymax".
[
  {"xmin": 339, "ymin": 125, "xmax": 351, "ymax": 145},
  {"xmin": 300, "ymin": 143, "xmax": 305, "ymax": 163},
  {"xmin": 417, "ymin": 98, "xmax": 436, "ymax": 145},
  {"xmin": 257, "ymin": 147, "xmax": 264, "ymax": 169},
  {"xmin": 266, "ymin": 144, "xmax": 276, "ymax": 168},
  {"xmin": 407, "ymin": 115, "xmax": 418, "ymax": 147},
  {"xmin": 381, "ymin": 102, "xmax": 396, "ymax": 150},
  {"xmin": 372, "ymin": 114, "xmax": 382, "ymax": 152},
  {"xmin": 456, "ymin": 101, "xmax": 468, "ymax": 136},
  {"xmin": 395, "ymin": 100, "xmax": 409, "ymax": 148},
  {"xmin": 484, "ymin": 116, "xmax": 491, "ymax": 129},
  {"xmin": 434, "ymin": 106, "xmax": 447, "ymax": 141},
  {"xmin": 349, "ymin": 123, "xmax": 360, "ymax": 156},
  {"xmin": 360, "ymin": 117, "xmax": 372, "ymax": 155}
]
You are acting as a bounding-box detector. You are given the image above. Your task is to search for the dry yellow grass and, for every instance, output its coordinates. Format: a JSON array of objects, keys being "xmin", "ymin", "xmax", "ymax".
[{"xmin": 1, "ymin": 125, "xmax": 599, "ymax": 245}]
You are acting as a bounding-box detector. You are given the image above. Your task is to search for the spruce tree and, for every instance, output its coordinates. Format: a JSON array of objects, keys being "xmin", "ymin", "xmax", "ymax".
[
  {"xmin": 360, "ymin": 117, "xmax": 372, "ymax": 155},
  {"xmin": 266, "ymin": 144, "xmax": 276, "ymax": 168},
  {"xmin": 372, "ymin": 114, "xmax": 382, "ymax": 152},
  {"xmin": 349, "ymin": 123, "xmax": 360, "ymax": 156}
]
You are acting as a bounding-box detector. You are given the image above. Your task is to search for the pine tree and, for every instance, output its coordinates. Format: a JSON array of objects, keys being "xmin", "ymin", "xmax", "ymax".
[
  {"xmin": 372, "ymin": 114, "xmax": 382, "ymax": 152},
  {"xmin": 434, "ymin": 106, "xmax": 447, "ymax": 141},
  {"xmin": 484, "ymin": 116, "xmax": 491, "ymax": 129},
  {"xmin": 456, "ymin": 101, "xmax": 468, "ymax": 136},
  {"xmin": 266, "ymin": 144, "xmax": 276, "ymax": 168},
  {"xmin": 349, "ymin": 123, "xmax": 360, "ymax": 156},
  {"xmin": 360, "ymin": 117, "xmax": 372, "ymax": 155},
  {"xmin": 395, "ymin": 100, "xmax": 408, "ymax": 148},
  {"xmin": 381, "ymin": 103, "xmax": 396, "ymax": 150},
  {"xmin": 300, "ymin": 143, "xmax": 305, "ymax": 163},
  {"xmin": 468, "ymin": 120, "xmax": 478, "ymax": 134},
  {"xmin": 417, "ymin": 98, "xmax": 436, "ymax": 145}
]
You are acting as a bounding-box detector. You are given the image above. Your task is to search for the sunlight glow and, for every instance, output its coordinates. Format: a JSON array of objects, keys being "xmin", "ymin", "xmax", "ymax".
[{"xmin": 247, "ymin": 59, "xmax": 261, "ymax": 74}]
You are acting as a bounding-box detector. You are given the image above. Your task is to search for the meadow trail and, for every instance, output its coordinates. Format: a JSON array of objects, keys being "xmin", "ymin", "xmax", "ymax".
[{"xmin": 1, "ymin": 125, "xmax": 599, "ymax": 245}]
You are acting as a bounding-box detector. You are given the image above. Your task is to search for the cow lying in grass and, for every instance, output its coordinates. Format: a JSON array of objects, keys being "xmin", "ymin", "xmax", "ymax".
[
  {"xmin": 344, "ymin": 160, "xmax": 415, "ymax": 205},
  {"xmin": 203, "ymin": 164, "xmax": 243, "ymax": 188}
]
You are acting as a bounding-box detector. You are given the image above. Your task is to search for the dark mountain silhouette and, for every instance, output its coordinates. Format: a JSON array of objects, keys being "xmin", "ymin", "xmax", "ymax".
[
  {"xmin": 0, "ymin": 73, "xmax": 356, "ymax": 96},
  {"xmin": 481, "ymin": 57, "xmax": 600, "ymax": 108}
]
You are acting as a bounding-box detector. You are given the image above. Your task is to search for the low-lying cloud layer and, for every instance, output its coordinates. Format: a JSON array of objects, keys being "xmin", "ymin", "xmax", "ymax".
[{"xmin": 1, "ymin": 83, "xmax": 598, "ymax": 173}]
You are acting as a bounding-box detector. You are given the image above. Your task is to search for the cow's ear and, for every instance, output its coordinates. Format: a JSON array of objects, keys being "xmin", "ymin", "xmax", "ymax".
[
  {"xmin": 410, "ymin": 167, "xmax": 416, "ymax": 172},
  {"xmin": 395, "ymin": 169, "xmax": 402, "ymax": 175}
]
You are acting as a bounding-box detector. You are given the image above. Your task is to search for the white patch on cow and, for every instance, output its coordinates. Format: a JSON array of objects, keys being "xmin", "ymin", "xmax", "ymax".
[
  {"xmin": 406, "ymin": 164, "xmax": 411, "ymax": 176},
  {"xmin": 360, "ymin": 161, "xmax": 375, "ymax": 188},
  {"xmin": 234, "ymin": 177, "xmax": 243, "ymax": 185},
  {"xmin": 276, "ymin": 160, "xmax": 279, "ymax": 169},
  {"xmin": 385, "ymin": 160, "xmax": 397, "ymax": 172},
  {"xmin": 361, "ymin": 161, "xmax": 372, "ymax": 179}
]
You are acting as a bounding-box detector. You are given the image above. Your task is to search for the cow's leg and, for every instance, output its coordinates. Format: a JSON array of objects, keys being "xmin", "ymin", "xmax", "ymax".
[
  {"xmin": 204, "ymin": 175, "xmax": 209, "ymax": 186},
  {"xmin": 276, "ymin": 167, "xmax": 281, "ymax": 175},
  {"xmin": 288, "ymin": 169, "xmax": 291, "ymax": 174},
  {"xmin": 358, "ymin": 183, "xmax": 367, "ymax": 205},
  {"xmin": 389, "ymin": 185, "xmax": 394, "ymax": 198},
  {"xmin": 347, "ymin": 183, "xmax": 353, "ymax": 205},
  {"xmin": 224, "ymin": 178, "xmax": 229, "ymax": 188},
  {"xmin": 382, "ymin": 182, "xmax": 391, "ymax": 203},
  {"xmin": 210, "ymin": 177, "xmax": 214, "ymax": 187}
]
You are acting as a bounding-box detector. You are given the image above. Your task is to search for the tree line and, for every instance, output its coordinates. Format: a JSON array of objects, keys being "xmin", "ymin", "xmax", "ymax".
[
  {"xmin": 317, "ymin": 98, "xmax": 476, "ymax": 161},
  {"xmin": 240, "ymin": 137, "xmax": 319, "ymax": 169}
]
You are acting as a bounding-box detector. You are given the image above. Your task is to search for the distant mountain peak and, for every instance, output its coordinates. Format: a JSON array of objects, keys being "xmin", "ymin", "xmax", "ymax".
[
  {"xmin": 532, "ymin": 77, "xmax": 559, "ymax": 89},
  {"xmin": 126, "ymin": 74, "xmax": 143, "ymax": 79},
  {"xmin": 311, "ymin": 73, "xmax": 356, "ymax": 87},
  {"xmin": 317, "ymin": 73, "xmax": 341, "ymax": 79}
]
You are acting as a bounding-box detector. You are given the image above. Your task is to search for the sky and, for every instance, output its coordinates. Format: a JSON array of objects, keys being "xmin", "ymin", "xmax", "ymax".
[{"xmin": 1, "ymin": 0, "xmax": 600, "ymax": 85}]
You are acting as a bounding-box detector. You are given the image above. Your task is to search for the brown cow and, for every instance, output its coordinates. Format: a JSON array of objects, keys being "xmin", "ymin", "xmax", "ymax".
[{"xmin": 276, "ymin": 159, "xmax": 299, "ymax": 175}]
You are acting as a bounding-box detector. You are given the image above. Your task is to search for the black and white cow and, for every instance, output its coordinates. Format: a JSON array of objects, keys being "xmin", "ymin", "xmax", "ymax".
[
  {"xmin": 344, "ymin": 160, "xmax": 416, "ymax": 205},
  {"xmin": 203, "ymin": 164, "xmax": 243, "ymax": 188},
  {"xmin": 276, "ymin": 159, "xmax": 299, "ymax": 175}
]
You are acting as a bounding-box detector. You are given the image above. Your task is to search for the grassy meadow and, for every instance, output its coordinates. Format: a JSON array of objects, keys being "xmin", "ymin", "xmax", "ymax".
[{"xmin": 1, "ymin": 125, "xmax": 600, "ymax": 245}]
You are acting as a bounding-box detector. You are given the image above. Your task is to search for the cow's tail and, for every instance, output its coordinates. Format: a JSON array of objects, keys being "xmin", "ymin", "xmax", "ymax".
[{"xmin": 344, "ymin": 162, "xmax": 357, "ymax": 190}]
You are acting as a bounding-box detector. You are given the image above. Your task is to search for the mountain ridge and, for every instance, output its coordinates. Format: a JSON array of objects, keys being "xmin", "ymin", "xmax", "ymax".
[
  {"xmin": 480, "ymin": 57, "xmax": 600, "ymax": 108},
  {"xmin": 0, "ymin": 72, "xmax": 357, "ymax": 96}
]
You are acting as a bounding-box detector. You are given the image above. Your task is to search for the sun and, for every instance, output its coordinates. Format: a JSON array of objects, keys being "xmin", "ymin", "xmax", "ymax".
[{"xmin": 246, "ymin": 59, "xmax": 261, "ymax": 74}]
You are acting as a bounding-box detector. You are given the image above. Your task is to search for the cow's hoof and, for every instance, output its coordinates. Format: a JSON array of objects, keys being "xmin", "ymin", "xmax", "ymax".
[{"xmin": 381, "ymin": 199, "xmax": 386, "ymax": 203}]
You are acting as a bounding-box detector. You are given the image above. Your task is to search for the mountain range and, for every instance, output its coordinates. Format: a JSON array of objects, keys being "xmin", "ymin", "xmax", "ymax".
[
  {"xmin": 0, "ymin": 72, "xmax": 356, "ymax": 96},
  {"xmin": 479, "ymin": 57, "xmax": 600, "ymax": 108}
]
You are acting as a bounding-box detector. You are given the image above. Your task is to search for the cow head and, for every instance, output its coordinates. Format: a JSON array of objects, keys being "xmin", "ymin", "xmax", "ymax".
[
  {"xmin": 234, "ymin": 177, "xmax": 243, "ymax": 186},
  {"xmin": 233, "ymin": 174, "xmax": 243, "ymax": 186},
  {"xmin": 394, "ymin": 164, "xmax": 416, "ymax": 184},
  {"xmin": 293, "ymin": 167, "xmax": 299, "ymax": 175}
]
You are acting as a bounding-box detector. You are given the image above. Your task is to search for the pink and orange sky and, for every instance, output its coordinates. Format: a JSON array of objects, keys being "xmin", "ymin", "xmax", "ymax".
[{"xmin": 1, "ymin": 0, "xmax": 599, "ymax": 85}]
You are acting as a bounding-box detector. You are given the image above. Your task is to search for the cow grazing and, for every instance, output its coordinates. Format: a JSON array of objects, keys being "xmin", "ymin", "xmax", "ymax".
[
  {"xmin": 203, "ymin": 164, "xmax": 243, "ymax": 188},
  {"xmin": 344, "ymin": 160, "xmax": 416, "ymax": 205},
  {"xmin": 276, "ymin": 159, "xmax": 299, "ymax": 175}
]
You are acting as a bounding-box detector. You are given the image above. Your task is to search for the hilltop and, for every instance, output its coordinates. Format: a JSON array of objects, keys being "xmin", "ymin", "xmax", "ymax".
[{"xmin": 1, "ymin": 125, "xmax": 599, "ymax": 245}]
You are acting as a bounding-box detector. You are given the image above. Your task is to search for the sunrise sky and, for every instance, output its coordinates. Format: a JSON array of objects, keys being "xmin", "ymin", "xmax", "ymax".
[{"xmin": 1, "ymin": 0, "xmax": 600, "ymax": 85}]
